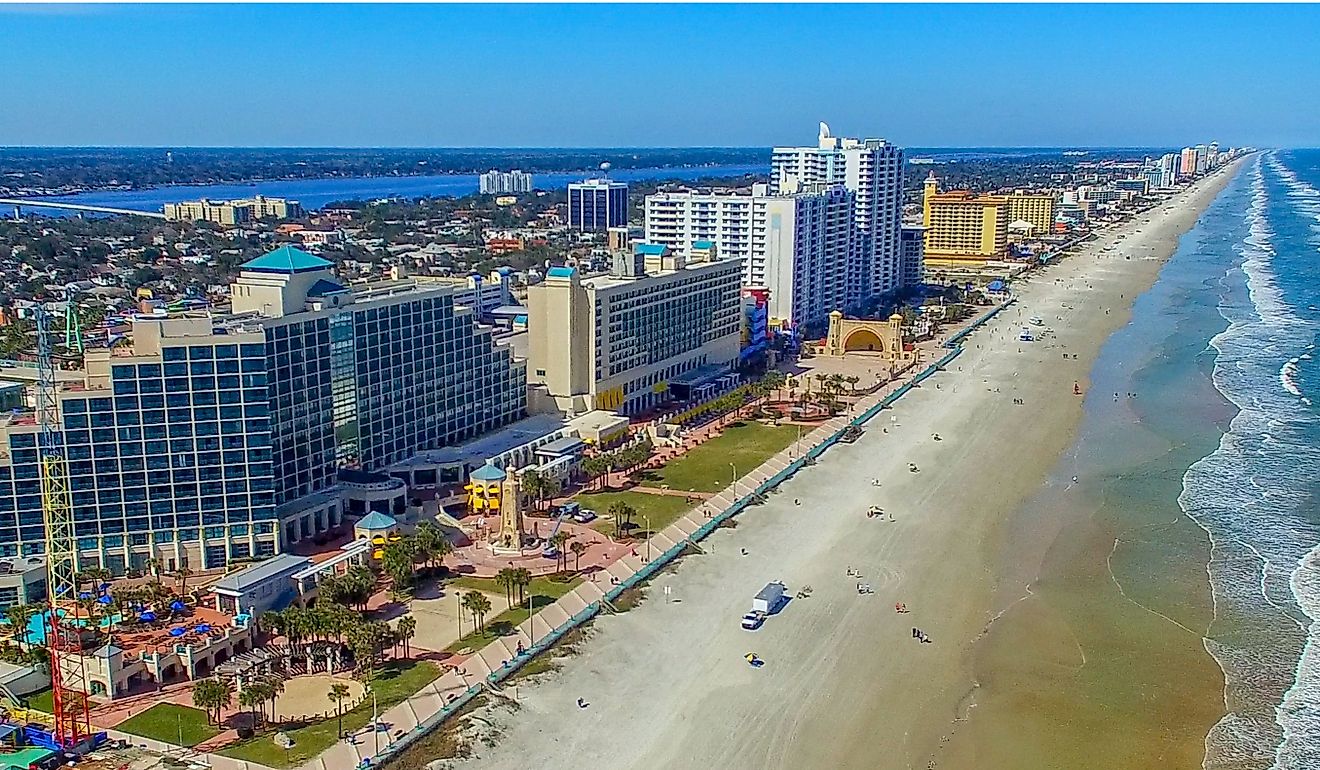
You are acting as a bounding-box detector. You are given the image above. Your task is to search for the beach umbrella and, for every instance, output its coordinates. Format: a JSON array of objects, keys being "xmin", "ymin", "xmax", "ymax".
[
  {"xmin": 168, "ymin": 627, "xmax": 186, "ymax": 637},
  {"xmin": 97, "ymin": 595, "xmax": 112, "ymax": 605},
  {"xmin": 194, "ymin": 623, "xmax": 211, "ymax": 633},
  {"xmin": 170, "ymin": 600, "xmax": 186, "ymax": 613},
  {"xmin": 139, "ymin": 611, "xmax": 156, "ymax": 622},
  {"xmin": 79, "ymin": 592, "xmax": 92, "ymax": 600},
  {"xmin": 99, "ymin": 583, "xmax": 111, "ymax": 593}
]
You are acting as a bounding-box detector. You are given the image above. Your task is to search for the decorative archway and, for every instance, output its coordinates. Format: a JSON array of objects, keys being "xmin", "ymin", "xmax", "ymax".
[{"xmin": 843, "ymin": 328, "xmax": 886, "ymax": 353}]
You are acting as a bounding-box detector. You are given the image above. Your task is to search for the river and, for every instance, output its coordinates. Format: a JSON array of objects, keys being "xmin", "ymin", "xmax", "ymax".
[{"xmin": 11, "ymin": 164, "xmax": 769, "ymax": 217}]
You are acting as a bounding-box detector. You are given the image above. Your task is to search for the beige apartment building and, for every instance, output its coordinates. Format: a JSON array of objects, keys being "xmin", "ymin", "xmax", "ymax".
[
  {"xmin": 527, "ymin": 245, "xmax": 742, "ymax": 417},
  {"xmin": 164, "ymin": 195, "xmax": 304, "ymax": 225}
]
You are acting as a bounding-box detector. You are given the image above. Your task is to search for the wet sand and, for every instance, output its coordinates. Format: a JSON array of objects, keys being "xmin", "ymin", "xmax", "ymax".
[{"xmin": 443, "ymin": 164, "xmax": 1244, "ymax": 770}]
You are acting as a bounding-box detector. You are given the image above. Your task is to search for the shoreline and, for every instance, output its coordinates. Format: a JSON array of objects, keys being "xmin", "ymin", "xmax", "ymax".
[
  {"xmin": 931, "ymin": 159, "xmax": 1246, "ymax": 769},
  {"xmin": 433, "ymin": 164, "xmax": 1247, "ymax": 770}
]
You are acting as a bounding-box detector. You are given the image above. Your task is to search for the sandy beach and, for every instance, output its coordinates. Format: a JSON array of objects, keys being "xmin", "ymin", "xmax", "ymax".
[{"xmin": 440, "ymin": 164, "xmax": 1244, "ymax": 770}]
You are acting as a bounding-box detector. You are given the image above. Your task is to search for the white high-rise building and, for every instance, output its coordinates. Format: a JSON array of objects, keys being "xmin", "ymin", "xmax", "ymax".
[
  {"xmin": 1158, "ymin": 153, "xmax": 1181, "ymax": 189},
  {"xmin": 770, "ymin": 122, "xmax": 906, "ymax": 301},
  {"xmin": 644, "ymin": 183, "xmax": 855, "ymax": 330},
  {"xmin": 479, "ymin": 169, "xmax": 534, "ymax": 195}
]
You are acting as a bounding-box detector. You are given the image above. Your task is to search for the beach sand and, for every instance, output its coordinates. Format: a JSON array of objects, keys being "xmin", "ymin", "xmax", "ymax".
[{"xmin": 439, "ymin": 164, "xmax": 1244, "ymax": 770}]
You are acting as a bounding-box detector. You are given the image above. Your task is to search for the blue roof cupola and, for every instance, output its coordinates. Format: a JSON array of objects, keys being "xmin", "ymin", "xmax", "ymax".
[{"xmin": 241, "ymin": 245, "xmax": 334, "ymax": 274}]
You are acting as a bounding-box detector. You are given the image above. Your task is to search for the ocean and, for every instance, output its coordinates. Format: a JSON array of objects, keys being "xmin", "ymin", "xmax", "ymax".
[
  {"xmin": 1195, "ymin": 151, "xmax": 1320, "ymax": 769},
  {"xmin": 1027, "ymin": 150, "xmax": 1320, "ymax": 769}
]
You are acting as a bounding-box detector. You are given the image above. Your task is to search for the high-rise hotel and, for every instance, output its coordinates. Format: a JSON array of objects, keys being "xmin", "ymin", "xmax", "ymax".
[
  {"xmin": 770, "ymin": 122, "xmax": 905, "ymax": 301},
  {"xmin": 0, "ymin": 246, "xmax": 525, "ymax": 573}
]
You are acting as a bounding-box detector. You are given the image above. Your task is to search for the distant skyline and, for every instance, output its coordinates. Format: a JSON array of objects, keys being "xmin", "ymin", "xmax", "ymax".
[{"xmin": 2, "ymin": 3, "xmax": 1318, "ymax": 149}]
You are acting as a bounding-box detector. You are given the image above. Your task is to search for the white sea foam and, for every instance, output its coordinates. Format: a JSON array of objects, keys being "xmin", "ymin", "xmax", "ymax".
[{"xmin": 1184, "ymin": 154, "xmax": 1320, "ymax": 770}]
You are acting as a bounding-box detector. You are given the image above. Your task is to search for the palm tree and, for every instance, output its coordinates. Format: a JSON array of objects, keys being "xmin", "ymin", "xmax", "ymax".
[
  {"xmin": 550, "ymin": 532, "xmax": 572, "ymax": 573},
  {"xmin": 413, "ymin": 521, "xmax": 447, "ymax": 573},
  {"xmin": 5, "ymin": 604, "xmax": 38, "ymax": 651},
  {"xmin": 466, "ymin": 592, "xmax": 492, "ymax": 634},
  {"xmin": 192, "ymin": 677, "xmax": 234, "ymax": 726},
  {"xmin": 263, "ymin": 675, "xmax": 285, "ymax": 722},
  {"xmin": 569, "ymin": 541, "xmax": 588, "ymax": 573},
  {"xmin": 520, "ymin": 469, "xmax": 547, "ymax": 512},
  {"xmin": 238, "ymin": 683, "xmax": 265, "ymax": 729},
  {"xmin": 175, "ymin": 566, "xmax": 194, "ymax": 597},
  {"xmin": 459, "ymin": 592, "xmax": 478, "ymax": 635},
  {"xmin": 513, "ymin": 568, "xmax": 532, "ymax": 608},
  {"xmin": 396, "ymin": 615, "xmax": 416, "ymax": 659},
  {"xmin": 380, "ymin": 540, "xmax": 415, "ymax": 590},
  {"xmin": 494, "ymin": 568, "xmax": 517, "ymax": 609},
  {"xmin": 608, "ymin": 501, "xmax": 636, "ymax": 540},
  {"xmin": 329, "ymin": 682, "xmax": 351, "ymax": 738}
]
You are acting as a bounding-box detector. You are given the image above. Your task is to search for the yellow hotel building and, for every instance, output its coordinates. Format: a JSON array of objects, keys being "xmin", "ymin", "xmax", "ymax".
[
  {"xmin": 922, "ymin": 173, "xmax": 1009, "ymax": 266},
  {"xmin": 1006, "ymin": 190, "xmax": 1057, "ymax": 235}
]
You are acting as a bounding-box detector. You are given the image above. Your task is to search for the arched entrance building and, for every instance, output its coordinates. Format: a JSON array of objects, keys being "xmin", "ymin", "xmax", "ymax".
[{"xmin": 823, "ymin": 311, "xmax": 917, "ymax": 366}]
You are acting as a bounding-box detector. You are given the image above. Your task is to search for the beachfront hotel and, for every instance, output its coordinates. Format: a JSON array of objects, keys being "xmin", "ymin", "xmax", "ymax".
[
  {"xmin": 920, "ymin": 173, "xmax": 1010, "ymax": 266},
  {"xmin": 643, "ymin": 183, "xmax": 857, "ymax": 330},
  {"xmin": 0, "ymin": 246, "xmax": 526, "ymax": 574},
  {"xmin": 771, "ymin": 122, "xmax": 906, "ymax": 301},
  {"xmin": 1005, "ymin": 190, "xmax": 1057, "ymax": 236},
  {"xmin": 526, "ymin": 244, "xmax": 742, "ymax": 417}
]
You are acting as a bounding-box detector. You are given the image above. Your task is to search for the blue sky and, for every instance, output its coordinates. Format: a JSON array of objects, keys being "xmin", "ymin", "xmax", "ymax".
[{"xmin": 1, "ymin": 3, "xmax": 1317, "ymax": 148}]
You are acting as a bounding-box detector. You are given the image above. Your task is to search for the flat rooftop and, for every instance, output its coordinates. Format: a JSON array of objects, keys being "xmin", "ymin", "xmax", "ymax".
[{"xmin": 392, "ymin": 412, "xmax": 568, "ymax": 468}]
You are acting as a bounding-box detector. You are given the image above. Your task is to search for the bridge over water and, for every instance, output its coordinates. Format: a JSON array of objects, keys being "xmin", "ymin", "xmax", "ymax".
[{"xmin": 0, "ymin": 198, "xmax": 165, "ymax": 219}]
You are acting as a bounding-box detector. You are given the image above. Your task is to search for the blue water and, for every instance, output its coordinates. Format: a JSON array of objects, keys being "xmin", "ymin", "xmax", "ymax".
[
  {"xmin": 1173, "ymin": 151, "xmax": 1320, "ymax": 769},
  {"xmin": 11, "ymin": 163, "xmax": 768, "ymax": 217}
]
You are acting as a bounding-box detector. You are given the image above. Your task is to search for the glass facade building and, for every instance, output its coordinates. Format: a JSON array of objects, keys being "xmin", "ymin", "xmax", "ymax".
[
  {"xmin": 567, "ymin": 179, "xmax": 628, "ymax": 231},
  {"xmin": 0, "ymin": 246, "xmax": 526, "ymax": 574}
]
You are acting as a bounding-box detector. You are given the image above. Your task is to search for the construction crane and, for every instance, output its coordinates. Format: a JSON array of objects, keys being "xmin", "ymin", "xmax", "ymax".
[{"xmin": 33, "ymin": 305, "xmax": 93, "ymax": 748}]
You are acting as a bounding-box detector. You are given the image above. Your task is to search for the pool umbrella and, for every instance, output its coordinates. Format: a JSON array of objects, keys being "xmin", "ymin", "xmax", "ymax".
[
  {"xmin": 139, "ymin": 611, "xmax": 156, "ymax": 622},
  {"xmin": 170, "ymin": 600, "xmax": 186, "ymax": 612},
  {"xmin": 194, "ymin": 623, "xmax": 211, "ymax": 633},
  {"xmin": 97, "ymin": 595, "xmax": 112, "ymax": 605},
  {"xmin": 168, "ymin": 627, "xmax": 186, "ymax": 637}
]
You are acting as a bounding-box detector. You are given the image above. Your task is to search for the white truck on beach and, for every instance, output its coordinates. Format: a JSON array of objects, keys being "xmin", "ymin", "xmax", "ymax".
[{"xmin": 743, "ymin": 581, "xmax": 787, "ymax": 629}]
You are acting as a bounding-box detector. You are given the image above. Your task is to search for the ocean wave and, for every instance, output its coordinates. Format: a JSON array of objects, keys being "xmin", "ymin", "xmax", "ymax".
[{"xmin": 1186, "ymin": 154, "xmax": 1320, "ymax": 770}]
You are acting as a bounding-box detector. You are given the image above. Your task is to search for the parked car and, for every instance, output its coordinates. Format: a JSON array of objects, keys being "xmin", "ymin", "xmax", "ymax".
[
  {"xmin": 572, "ymin": 509, "xmax": 597, "ymax": 523},
  {"xmin": 741, "ymin": 611, "xmax": 766, "ymax": 630}
]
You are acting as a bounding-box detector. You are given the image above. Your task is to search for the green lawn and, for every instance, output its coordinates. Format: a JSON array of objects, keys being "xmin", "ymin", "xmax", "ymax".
[
  {"xmin": 218, "ymin": 660, "xmax": 442, "ymax": 768},
  {"xmin": 577, "ymin": 490, "xmax": 695, "ymax": 537},
  {"xmin": 116, "ymin": 703, "xmax": 220, "ymax": 748},
  {"xmin": 639, "ymin": 421, "xmax": 799, "ymax": 493},
  {"xmin": 444, "ymin": 576, "xmax": 583, "ymax": 654},
  {"xmin": 24, "ymin": 688, "xmax": 54, "ymax": 714}
]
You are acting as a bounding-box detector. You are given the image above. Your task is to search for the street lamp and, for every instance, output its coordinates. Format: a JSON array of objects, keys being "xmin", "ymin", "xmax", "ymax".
[
  {"xmin": 643, "ymin": 514, "xmax": 652, "ymax": 562},
  {"xmin": 371, "ymin": 690, "xmax": 379, "ymax": 756},
  {"xmin": 729, "ymin": 463, "xmax": 738, "ymax": 496}
]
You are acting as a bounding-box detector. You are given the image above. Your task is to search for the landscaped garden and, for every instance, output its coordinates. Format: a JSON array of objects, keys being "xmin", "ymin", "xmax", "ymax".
[
  {"xmin": 217, "ymin": 659, "xmax": 442, "ymax": 767},
  {"xmin": 577, "ymin": 490, "xmax": 695, "ymax": 537},
  {"xmin": 117, "ymin": 702, "xmax": 221, "ymax": 747},
  {"xmin": 443, "ymin": 575, "xmax": 583, "ymax": 654},
  {"xmin": 639, "ymin": 421, "xmax": 799, "ymax": 493}
]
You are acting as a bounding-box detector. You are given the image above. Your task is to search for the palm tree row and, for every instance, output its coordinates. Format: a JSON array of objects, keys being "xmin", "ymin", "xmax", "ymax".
[
  {"xmin": 579, "ymin": 438, "xmax": 654, "ymax": 492},
  {"xmin": 459, "ymin": 591, "xmax": 493, "ymax": 635},
  {"xmin": 493, "ymin": 567, "xmax": 533, "ymax": 609}
]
